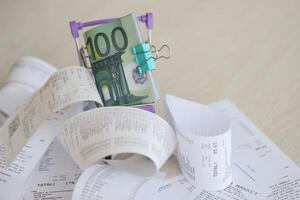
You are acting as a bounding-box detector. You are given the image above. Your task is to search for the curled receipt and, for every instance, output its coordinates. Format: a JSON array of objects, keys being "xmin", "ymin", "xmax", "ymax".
[
  {"xmin": 165, "ymin": 95, "xmax": 232, "ymax": 191},
  {"xmin": 59, "ymin": 106, "xmax": 176, "ymax": 171},
  {"xmin": 0, "ymin": 66, "xmax": 102, "ymax": 167},
  {"xmin": 0, "ymin": 64, "xmax": 177, "ymax": 200}
]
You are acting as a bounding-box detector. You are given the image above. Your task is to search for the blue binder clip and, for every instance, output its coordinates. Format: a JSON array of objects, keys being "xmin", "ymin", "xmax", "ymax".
[
  {"xmin": 132, "ymin": 43, "xmax": 171, "ymax": 74},
  {"xmin": 132, "ymin": 42, "xmax": 156, "ymax": 74}
]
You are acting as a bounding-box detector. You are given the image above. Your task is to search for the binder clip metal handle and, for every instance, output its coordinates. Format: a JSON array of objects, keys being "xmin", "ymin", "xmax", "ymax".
[{"xmin": 132, "ymin": 43, "xmax": 171, "ymax": 74}]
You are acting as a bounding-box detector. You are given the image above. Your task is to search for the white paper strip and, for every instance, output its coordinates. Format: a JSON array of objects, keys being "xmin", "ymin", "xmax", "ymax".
[
  {"xmin": 59, "ymin": 107, "xmax": 176, "ymax": 171},
  {"xmin": 0, "ymin": 57, "xmax": 56, "ymax": 124},
  {"xmin": 165, "ymin": 95, "xmax": 232, "ymax": 191},
  {"xmin": 0, "ymin": 66, "xmax": 102, "ymax": 167}
]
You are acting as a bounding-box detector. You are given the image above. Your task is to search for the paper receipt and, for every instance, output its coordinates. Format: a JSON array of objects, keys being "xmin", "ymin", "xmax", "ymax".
[
  {"xmin": 59, "ymin": 106, "xmax": 176, "ymax": 171},
  {"xmin": 0, "ymin": 66, "xmax": 102, "ymax": 167},
  {"xmin": 165, "ymin": 94, "xmax": 232, "ymax": 191}
]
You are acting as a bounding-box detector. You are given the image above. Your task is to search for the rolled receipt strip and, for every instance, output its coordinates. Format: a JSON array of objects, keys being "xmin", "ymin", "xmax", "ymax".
[
  {"xmin": 0, "ymin": 57, "xmax": 56, "ymax": 125},
  {"xmin": 165, "ymin": 95, "xmax": 232, "ymax": 191},
  {"xmin": 59, "ymin": 106, "xmax": 176, "ymax": 171},
  {"xmin": 0, "ymin": 64, "xmax": 176, "ymax": 176},
  {"xmin": 0, "ymin": 66, "xmax": 102, "ymax": 167}
]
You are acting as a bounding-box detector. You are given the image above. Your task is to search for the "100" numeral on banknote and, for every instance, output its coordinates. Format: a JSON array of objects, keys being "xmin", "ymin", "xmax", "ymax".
[{"xmin": 85, "ymin": 27, "xmax": 128, "ymax": 61}]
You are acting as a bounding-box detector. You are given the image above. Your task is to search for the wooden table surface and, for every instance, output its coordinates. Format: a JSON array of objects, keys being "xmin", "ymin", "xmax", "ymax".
[{"xmin": 0, "ymin": 0, "xmax": 299, "ymax": 176}]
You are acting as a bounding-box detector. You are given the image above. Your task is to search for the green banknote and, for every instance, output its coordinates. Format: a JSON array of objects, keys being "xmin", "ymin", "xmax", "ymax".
[{"xmin": 84, "ymin": 13, "xmax": 155, "ymax": 107}]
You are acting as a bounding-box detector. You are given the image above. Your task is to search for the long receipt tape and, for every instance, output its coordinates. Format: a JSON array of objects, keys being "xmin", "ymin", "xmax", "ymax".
[
  {"xmin": 0, "ymin": 66, "xmax": 102, "ymax": 167},
  {"xmin": 0, "ymin": 65, "xmax": 176, "ymax": 170},
  {"xmin": 0, "ymin": 57, "xmax": 56, "ymax": 125},
  {"xmin": 59, "ymin": 106, "xmax": 176, "ymax": 170},
  {"xmin": 0, "ymin": 61, "xmax": 299, "ymax": 199},
  {"xmin": 165, "ymin": 95, "xmax": 232, "ymax": 190},
  {"xmin": 0, "ymin": 64, "xmax": 233, "ymax": 197},
  {"xmin": 3, "ymin": 59, "xmax": 299, "ymax": 199},
  {"xmin": 0, "ymin": 66, "xmax": 175, "ymax": 200}
]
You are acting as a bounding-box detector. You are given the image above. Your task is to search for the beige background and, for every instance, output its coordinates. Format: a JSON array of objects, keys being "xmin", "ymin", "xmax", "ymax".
[{"xmin": 0, "ymin": 0, "xmax": 299, "ymax": 174}]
